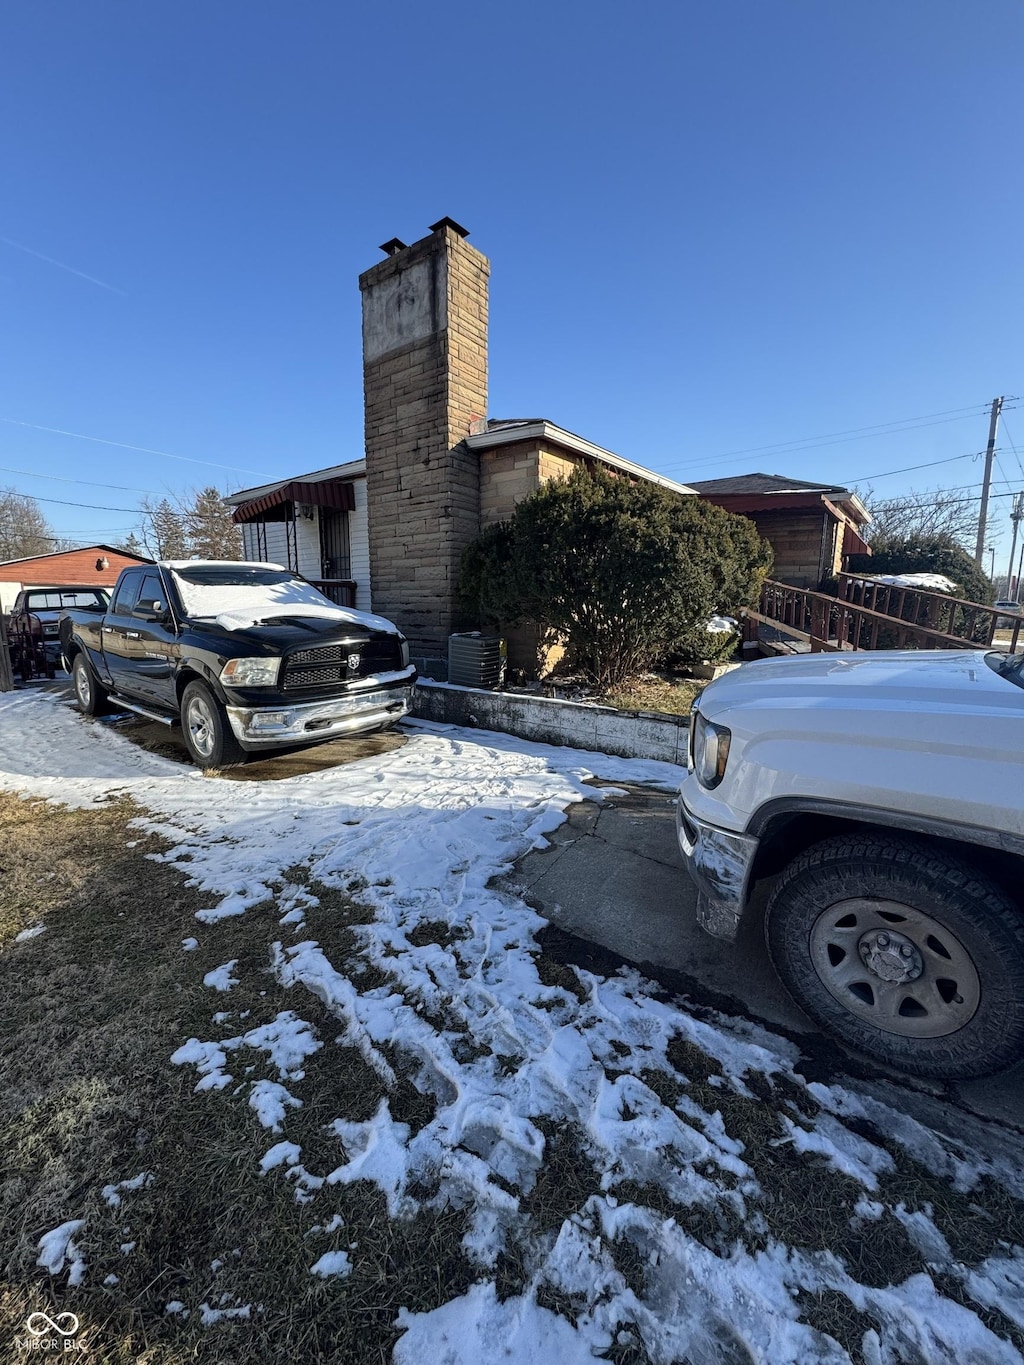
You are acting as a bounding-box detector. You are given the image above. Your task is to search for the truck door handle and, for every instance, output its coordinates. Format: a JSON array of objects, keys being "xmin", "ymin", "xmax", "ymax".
[
  {"xmin": 125, "ymin": 630, "xmax": 140, "ymax": 639},
  {"xmin": 102, "ymin": 626, "xmax": 116, "ymax": 634}
]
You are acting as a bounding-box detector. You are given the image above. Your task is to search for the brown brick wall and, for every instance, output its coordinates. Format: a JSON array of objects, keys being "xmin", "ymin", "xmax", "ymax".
[
  {"xmin": 0, "ymin": 547, "xmax": 149, "ymax": 587},
  {"xmin": 361, "ymin": 225, "xmax": 489, "ymax": 671}
]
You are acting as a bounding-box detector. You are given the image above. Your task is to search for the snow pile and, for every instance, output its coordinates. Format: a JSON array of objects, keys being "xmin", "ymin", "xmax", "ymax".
[
  {"xmin": 3, "ymin": 690, "xmax": 1023, "ymax": 1363},
  {"xmin": 868, "ymin": 573, "xmax": 957, "ymax": 593},
  {"xmin": 203, "ymin": 959, "xmax": 239, "ymax": 991},
  {"xmin": 37, "ymin": 1219, "xmax": 87, "ymax": 1286}
]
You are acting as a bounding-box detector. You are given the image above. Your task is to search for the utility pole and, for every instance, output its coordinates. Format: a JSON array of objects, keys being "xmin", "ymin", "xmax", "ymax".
[
  {"xmin": 1005, "ymin": 492, "xmax": 1024, "ymax": 598},
  {"xmin": 975, "ymin": 396, "xmax": 1004, "ymax": 564}
]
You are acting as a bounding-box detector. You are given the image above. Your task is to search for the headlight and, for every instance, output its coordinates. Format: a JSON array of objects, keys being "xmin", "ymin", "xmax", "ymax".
[
  {"xmin": 220, "ymin": 657, "xmax": 281, "ymax": 687},
  {"xmin": 691, "ymin": 710, "xmax": 731, "ymax": 789},
  {"xmin": 399, "ymin": 636, "xmax": 410, "ymax": 668}
]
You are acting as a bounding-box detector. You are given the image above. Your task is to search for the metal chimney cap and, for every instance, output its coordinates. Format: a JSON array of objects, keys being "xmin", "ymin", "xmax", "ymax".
[
  {"xmin": 428, "ymin": 217, "xmax": 470, "ymax": 238},
  {"xmin": 379, "ymin": 237, "xmax": 408, "ymax": 257}
]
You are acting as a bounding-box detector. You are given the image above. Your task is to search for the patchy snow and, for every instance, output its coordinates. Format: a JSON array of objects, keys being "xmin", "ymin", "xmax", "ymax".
[
  {"xmin": 707, "ymin": 615, "xmax": 739, "ymax": 633},
  {"xmin": 198, "ymin": 1302, "xmax": 252, "ymax": 1326},
  {"xmin": 181, "ymin": 936, "xmax": 199, "ymax": 951},
  {"xmin": 101, "ymin": 1172, "xmax": 154, "ymax": 1207},
  {"xmin": 37, "ymin": 1219, "xmax": 86, "ymax": 1285},
  {"xmin": 14, "ymin": 923, "xmax": 46, "ymax": 941},
  {"xmin": 309, "ymin": 1249, "xmax": 352, "ymax": 1278},
  {"xmin": 3, "ymin": 688, "xmax": 1023, "ymax": 1363},
  {"xmin": 203, "ymin": 959, "xmax": 240, "ymax": 991},
  {"xmin": 248, "ymin": 1078, "xmax": 302, "ymax": 1132}
]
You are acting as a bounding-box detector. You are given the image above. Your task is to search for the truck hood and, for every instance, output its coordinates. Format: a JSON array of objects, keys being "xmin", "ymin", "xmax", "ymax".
[
  {"xmin": 190, "ymin": 604, "xmax": 400, "ymax": 636},
  {"xmin": 686, "ymin": 649, "xmax": 1024, "ymax": 842},
  {"xmin": 701, "ymin": 649, "xmax": 1020, "ymax": 717},
  {"xmin": 183, "ymin": 611, "xmax": 399, "ymax": 652}
]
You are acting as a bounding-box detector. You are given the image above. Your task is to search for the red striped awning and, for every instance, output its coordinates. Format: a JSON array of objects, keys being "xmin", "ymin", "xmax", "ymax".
[{"xmin": 231, "ymin": 479, "xmax": 356, "ymax": 524}]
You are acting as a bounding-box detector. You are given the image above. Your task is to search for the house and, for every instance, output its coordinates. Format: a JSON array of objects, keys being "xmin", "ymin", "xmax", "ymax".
[
  {"xmin": 223, "ymin": 460, "xmax": 370, "ymax": 613},
  {"xmin": 687, "ymin": 473, "xmax": 871, "ymax": 590},
  {"xmin": 227, "ymin": 218, "xmax": 695, "ymax": 677},
  {"xmin": 0, "ymin": 544, "xmax": 152, "ymax": 614}
]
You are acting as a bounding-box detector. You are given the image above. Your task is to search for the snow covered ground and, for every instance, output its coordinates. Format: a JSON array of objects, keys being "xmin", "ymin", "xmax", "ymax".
[{"xmin": 2, "ymin": 686, "xmax": 1023, "ymax": 1364}]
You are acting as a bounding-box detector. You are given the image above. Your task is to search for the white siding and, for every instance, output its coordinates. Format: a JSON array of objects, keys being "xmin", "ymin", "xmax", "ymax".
[
  {"xmin": 238, "ymin": 475, "xmax": 369, "ymax": 608},
  {"xmin": 350, "ymin": 479, "xmax": 371, "ymax": 611},
  {"xmin": 242, "ymin": 520, "xmax": 291, "ymax": 567}
]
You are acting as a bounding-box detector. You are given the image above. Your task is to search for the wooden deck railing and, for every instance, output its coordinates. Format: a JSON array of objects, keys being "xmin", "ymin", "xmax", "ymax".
[{"xmin": 747, "ymin": 578, "xmax": 1023, "ymax": 655}]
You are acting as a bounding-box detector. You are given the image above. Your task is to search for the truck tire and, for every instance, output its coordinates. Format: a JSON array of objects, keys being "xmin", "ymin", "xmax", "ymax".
[
  {"xmin": 765, "ymin": 833, "xmax": 1024, "ymax": 1080},
  {"xmin": 180, "ymin": 680, "xmax": 246, "ymax": 769},
  {"xmin": 72, "ymin": 654, "xmax": 111, "ymax": 717}
]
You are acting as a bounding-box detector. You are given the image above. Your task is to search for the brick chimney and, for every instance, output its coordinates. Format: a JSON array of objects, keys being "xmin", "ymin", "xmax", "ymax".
[{"xmin": 360, "ymin": 218, "xmax": 489, "ymax": 675}]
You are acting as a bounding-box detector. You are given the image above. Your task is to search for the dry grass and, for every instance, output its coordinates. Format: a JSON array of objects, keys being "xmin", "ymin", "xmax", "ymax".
[
  {"xmin": 0, "ymin": 792, "xmax": 472, "ymax": 1363},
  {"xmin": 3, "ymin": 792, "xmax": 1023, "ymax": 1362},
  {"xmin": 598, "ymin": 676, "xmax": 704, "ymax": 717}
]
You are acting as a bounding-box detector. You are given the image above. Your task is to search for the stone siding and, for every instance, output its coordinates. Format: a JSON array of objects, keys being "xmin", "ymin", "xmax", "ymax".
[{"xmin": 361, "ymin": 225, "xmax": 489, "ymax": 674}]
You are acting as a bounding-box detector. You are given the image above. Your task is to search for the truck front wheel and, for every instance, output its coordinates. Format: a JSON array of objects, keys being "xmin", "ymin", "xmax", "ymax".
[
  {"xmin": 72, "ymin": 654, "xmax": 111, "ymax": 717},
  {"xmin": 765, "ymin": 833, "xmax": 1024, "ymax": 1079},
  {"xmin": 180, "ymin": 680, "xmax": 246, "ymax": 769}
]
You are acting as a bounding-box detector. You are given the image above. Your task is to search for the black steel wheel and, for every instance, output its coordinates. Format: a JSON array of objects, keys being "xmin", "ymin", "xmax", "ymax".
[
  {"xmin": 72, "ymin": 654, "xmax": 111, "ymax": 717},
  {"xmin": 765, "ymin": 833, "xmax": 1024, "ymax": 1079},
  {"xmin": 180, "ymin": 680, "xmax": 246, "ymax": 769}
]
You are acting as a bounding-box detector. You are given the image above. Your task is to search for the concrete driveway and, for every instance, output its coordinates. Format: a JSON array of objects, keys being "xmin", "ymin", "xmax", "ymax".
[{"xmin": 507, "ymin": 782, "xmax": 1024, "ymax": 1135}]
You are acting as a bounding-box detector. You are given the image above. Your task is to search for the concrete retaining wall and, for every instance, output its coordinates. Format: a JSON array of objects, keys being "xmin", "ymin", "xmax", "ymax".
[{"xmin": 412, "ymin": 680, "xmax": 689, "ymax": 766}]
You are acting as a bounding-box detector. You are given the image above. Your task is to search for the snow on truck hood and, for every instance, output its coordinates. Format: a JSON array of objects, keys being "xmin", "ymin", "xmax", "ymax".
[
  {"xmin": 699, "ymin": 649, "xmax": 1023, "ymax": 716},
  {"xmin": 165, "ymin": 565, "xmax": 401, "ymax": 635}
]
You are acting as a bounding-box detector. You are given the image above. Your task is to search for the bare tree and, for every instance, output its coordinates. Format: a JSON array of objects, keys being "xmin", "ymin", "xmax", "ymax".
[
  {"xmin": 859, "ymin": 485, "xmax": 979, "ymax": 549},
  {"xmin": 0, "ymin": 488, "xmax": 66, "ymax": 561}
]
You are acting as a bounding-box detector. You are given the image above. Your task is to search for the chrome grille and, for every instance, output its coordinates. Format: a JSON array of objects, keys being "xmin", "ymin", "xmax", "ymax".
[{"xmin": 282, "ymin": 638, "xmax": 402, "ymax": 690}]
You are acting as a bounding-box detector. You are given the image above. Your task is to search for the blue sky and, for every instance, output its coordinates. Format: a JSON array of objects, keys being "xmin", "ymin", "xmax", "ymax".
[{"xmin": 2, "ymin": 0, "xmax": 1023, "ymax": 572}]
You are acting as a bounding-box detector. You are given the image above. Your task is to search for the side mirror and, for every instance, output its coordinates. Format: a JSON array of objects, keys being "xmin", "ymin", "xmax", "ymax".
[{"xmin": 132, "ymin": 601, "xmax": 166, "ymax": 623}]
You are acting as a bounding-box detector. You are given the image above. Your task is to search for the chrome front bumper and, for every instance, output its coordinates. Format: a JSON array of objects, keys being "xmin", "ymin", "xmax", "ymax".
[
  {"xmin": 226, "ymin": 683, "xmax": 414, "ymax": 748},
  {"xmin": 676, "ymin": 797, "xmax": 759, "ymax": 941}
]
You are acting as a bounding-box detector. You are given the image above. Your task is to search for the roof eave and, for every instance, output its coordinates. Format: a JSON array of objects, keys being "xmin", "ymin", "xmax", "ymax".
[
  {"xmin": 466, "ymin": 422, "xmax": 696, "ymax": 496},
  {"xmin": 224, "ymin": 459, "xmax": 366, "ymax": 505}
]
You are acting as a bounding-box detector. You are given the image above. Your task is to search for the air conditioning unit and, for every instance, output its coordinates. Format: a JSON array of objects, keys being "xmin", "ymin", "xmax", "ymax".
[{"xmin": 448, "ymin": 633, "xmax": 507, "ymax": 689}]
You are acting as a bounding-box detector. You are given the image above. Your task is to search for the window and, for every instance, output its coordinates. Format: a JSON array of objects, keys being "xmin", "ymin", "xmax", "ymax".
[
  {"xmin": 110, "ymin": 571, "xmax": 144, "ymax": 617},
  {"xmin": 134, "ymin": 574, "xmax": 166, "ymax": 615},
  {"xmin": 24, "ymin": 589, "xmax": 109, "ymax": 611}
]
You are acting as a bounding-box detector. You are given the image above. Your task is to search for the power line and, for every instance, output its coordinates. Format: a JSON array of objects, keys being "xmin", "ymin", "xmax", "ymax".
[
  {"xmin": 667, "ymin": 405, "xmax": 1015, "ymax": 477},
  {"xmin": 0, "ymin": 464, "xmax": 159, "ymax": 495},
  {"xmin": 0, "ymin": 417, "xmax": 275, "ymax": 478},
  {"xmin": 843, "ymin": 450, "xmax": 984, "ymax": 484},
  {"xmin": 1000, "ymin": 416, "xmax": 1024, "ymax": 483},
  {"xmin": 701, "ymin": 402, "xmax": 994, "ymax": 460}
]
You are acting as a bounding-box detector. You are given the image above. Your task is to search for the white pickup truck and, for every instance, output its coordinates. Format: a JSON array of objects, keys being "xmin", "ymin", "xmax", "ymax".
[{"xmin": 676, "ymin": 649, "xmax": 1024, "ymax": 1079}]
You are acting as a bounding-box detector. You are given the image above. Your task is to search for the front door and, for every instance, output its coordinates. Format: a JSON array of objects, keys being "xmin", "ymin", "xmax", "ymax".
[{"xmin": 319, "ymin": 509, "xmax": 351, "ymax": 603}]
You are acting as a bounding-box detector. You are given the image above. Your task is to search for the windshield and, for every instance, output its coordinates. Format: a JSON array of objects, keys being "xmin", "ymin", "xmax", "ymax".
[
  {"xmin": 169, "ymin": 566, "xmax": 345, "ymax": 628},
  {"xmin": 985, "ymin": 651, "xmax": 1024, "ymax": 688}
]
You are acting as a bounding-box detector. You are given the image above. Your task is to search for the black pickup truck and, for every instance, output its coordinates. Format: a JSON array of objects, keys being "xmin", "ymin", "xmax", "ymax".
[{"xmin": 59, "ymin": 561, "xmax": 416, "ymax": 767}]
